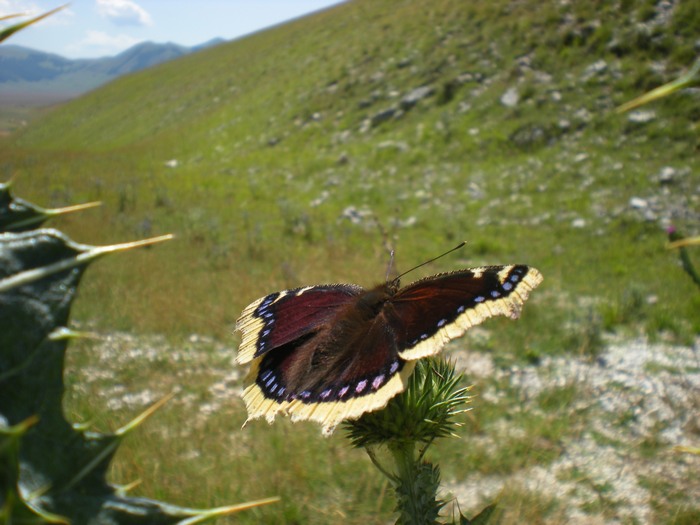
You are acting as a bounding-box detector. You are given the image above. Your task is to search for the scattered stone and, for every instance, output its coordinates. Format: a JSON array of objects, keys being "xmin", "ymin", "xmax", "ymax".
[
  {"xmin": 309, "ymin": 190, "xmax": 329, "ymax": 207},
  {"xmin": 657, "ymin": 166, "xmax": 677, "ymax": 184},
  {"xmin": 333, "ymin": 130, "xmax": 352, "ymax": 144},
  {"xmin": 582, "ymin": 59, "xmax": 608, "ymax": 80},
  {"xmin": 164, "ymin": 159, "xmax": 179, "ymax": 168},
  {"xmin": 627, "ymin": 109, "xmax": 656, "ymax": 124},
  {"xmin": 392, "ymin": 215, "xmax": 417, "ymax": 228},
  {"xmin": 509, "ymin": 123, "xmax": 551, "ymax": 150},
  {"xmin": 629, "ymin": 197, "xmax": 648, "ymax": 209},
  {"xmin": 607, "ymin": 38, "xmax": 628, "ymax": 57},
  {"xmin": 467, "ymin": 182, "xmax": 485, "ymax": 200},
  {"xmin": 456, "ymin": 72, "xmax": 483, "ymax": 84},
  {"xmin": 515, "ymin": 53, "xmax": 533, "ymax": 69},
  {"xmin": 643, "ymin": 209, "xmax": 657, "ymax": 221},
  {"xmin": 369, "ymin": 70, "xmax": 385, "ymax": 83},
  {"xmin": 500, "ymin": 87, "xmax": 519, "ymax": 108},
  {"xmin": 400, "ymin": 85, "xmax": 435, "ymax": 110},
  {"xmin": 370, "ymin": 107, "xmax": 398, "ymax": 127},
  {"xmin": 377, "ymin": 140, "xmax": 409, "ymax": 152},
  {"xmin": 573, "ymin": 108, "xmax": 592, "ymax": 124},
  {"xmin": 572, "ymin": 218, "xmax": 587, "ymax": 228},
  {"xmin": 340, "ymin": 205, "xmax": 373, "ymax": 225},
  {"xmin": 458, "ymin": 101, "xmax": 472, "ymax": 113}
]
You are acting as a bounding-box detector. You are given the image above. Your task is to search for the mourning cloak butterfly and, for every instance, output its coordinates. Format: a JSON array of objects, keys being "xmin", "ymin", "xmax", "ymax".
[{"xmin": 236, "ymin": 257, "xmax": 542, "ymax": 435}]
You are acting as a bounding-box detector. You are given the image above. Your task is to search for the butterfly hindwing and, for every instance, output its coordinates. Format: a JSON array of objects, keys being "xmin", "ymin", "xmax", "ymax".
[{"xmin": 389, "ymin": 265, "xmax": 543, "ymax": 360}]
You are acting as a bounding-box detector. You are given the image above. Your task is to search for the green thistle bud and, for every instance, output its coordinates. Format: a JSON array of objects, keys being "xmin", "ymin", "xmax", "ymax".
[{"xmin": 344, "ymin": 357, "xmax": 472, "ymax": 449}]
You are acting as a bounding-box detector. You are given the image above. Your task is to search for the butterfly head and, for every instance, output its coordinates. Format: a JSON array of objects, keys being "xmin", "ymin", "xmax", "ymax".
[
  {"xmin": 387, "ymin": 276, "xmax": 402, "ymax": 294},
  {"xmin": 358, "ymin": 285, "xmax": 394, "ymax": 315}
]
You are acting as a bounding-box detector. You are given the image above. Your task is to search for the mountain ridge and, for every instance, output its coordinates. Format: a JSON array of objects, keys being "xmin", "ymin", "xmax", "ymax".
[{"xmin": 0, "ymin": 38, "xmax": 225, "ymax": 104}]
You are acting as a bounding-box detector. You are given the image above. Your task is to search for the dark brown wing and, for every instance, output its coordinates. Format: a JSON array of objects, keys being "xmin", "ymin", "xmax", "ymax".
[
  {"xmin": 387, "ymin": 265, "xmax": 542, "ymax": 360},
  {"xmin": 236, "ymin": 284, "xmax": 363, "ymax": 364}
]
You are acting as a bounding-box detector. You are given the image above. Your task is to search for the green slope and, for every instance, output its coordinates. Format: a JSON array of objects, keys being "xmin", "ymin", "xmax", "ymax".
[
  {"xmin": 10, "ymin": 0, "xmax": 699, "ymax": 150},
  {"xmin": 3, "ymin": 0, "xmax": 699, "ymax": 345}
]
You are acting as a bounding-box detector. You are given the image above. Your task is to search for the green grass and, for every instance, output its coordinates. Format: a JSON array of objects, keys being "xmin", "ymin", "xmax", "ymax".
[
  {"xmin": 3, "ymin": 0, "xmax": 700, "ymax": 522},
  {"xmin": 639, "ymin": 474, "xmax": 700, "ymax": 525},
  {"xmin": 487, "ymin": 486, "xmax": 565, "ymax": 524},
  {"xmin": 64, "ymin": 333, "xmax": 396, "ymax": 524}
]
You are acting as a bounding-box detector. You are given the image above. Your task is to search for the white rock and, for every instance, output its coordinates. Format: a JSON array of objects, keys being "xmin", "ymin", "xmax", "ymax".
[
  {"xmin": 629, "ymin": 197, "xmax": 648, "ymax": 208},
  {"xmin": 500, "ymin": 87, "xmax": 519, "ymax": 107}
]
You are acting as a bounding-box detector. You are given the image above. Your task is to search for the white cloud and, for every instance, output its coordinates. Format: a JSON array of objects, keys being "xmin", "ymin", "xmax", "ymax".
[
  {"xmin": 0, "ymin": 0, "xmax": 34, "ymax": 17},
  {"xmin": 68, "ymin": 29, "xmax": 142, "ymax": 55},
  {"xmin": 96, "ymin": 0, "xmax": 151, "ymax": 27}
]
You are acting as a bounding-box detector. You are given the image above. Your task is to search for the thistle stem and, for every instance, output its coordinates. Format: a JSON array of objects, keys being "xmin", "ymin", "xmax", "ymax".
[{"xmin": 389, "ymin": 441, "xmax": 441, "ymax": 525}]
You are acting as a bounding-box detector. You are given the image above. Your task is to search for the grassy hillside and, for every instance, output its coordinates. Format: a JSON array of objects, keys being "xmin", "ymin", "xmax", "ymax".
[
  {"xmin": 2, "ymin": 0, "xmax": 699, "ymax": 522},
  {"xmin": 4, "ymin": 0, "xmax": 699, "ymax": 341}
]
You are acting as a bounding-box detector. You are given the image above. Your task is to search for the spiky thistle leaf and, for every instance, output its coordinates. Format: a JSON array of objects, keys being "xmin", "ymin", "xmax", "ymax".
[
  {"xmin": 0, "ymin": 5, "xmax": 67, "ymax": 43},
  {"xmin": 0, "ymin": 228, "xmax": 276, "ymax": 522}
]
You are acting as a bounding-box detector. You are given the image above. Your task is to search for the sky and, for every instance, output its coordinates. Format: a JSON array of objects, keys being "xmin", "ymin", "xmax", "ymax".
[{"xmin": 1, "ymin": 0, "xmax": 345, "ymax": 58}]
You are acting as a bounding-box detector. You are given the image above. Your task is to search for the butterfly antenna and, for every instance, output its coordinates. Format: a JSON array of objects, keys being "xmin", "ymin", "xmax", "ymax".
[
  {"xmin": 385, "ymin": 249, "xmax": 395, "ymax": 283},
  {"xmin": 373, "ymin": 214, "xmax": 399, "ymax": 283},
  {"xmin": 373, "ymin": 214, "xmax": 394, "ymax": 254},
  {"xmin": 392, "ymin": 241, "xmax": 467, "ymax": 284}
]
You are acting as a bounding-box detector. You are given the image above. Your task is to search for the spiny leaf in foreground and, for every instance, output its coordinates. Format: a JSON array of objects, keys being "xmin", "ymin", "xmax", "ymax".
[
  {"xmin": 0, "ymin": 5, "xmax": 67, "ymax": 43},
  {"xmin": 0, "ymin": 227, "xmax": 276, "ymax": 523},
  {"xmin": 0, "ymin": 179, "xmax": 101, "ymax": 232}
]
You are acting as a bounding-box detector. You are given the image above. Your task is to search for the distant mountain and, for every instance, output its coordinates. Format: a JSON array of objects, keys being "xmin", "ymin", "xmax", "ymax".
[{"xmin": 0, "ymin": 38, "xmax": 225, "ymax": 105}]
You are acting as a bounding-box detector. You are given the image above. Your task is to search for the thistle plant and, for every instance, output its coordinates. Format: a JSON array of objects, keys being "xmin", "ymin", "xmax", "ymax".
[
  {"xmin": 343, "ymin": 358, "xmax": 493, "ymax": 525},
  {"xmin": 0, "ymin": 180, "xmax": 278, "ymax": 522},
  {"xmin": 667, "ymin": 227, "xmax": 700, "ymax": 290},
  {"xmin": 616, "ymin": 57, "xmax": 700, "ymax": 114},
  {"xmin": 1, "ymin": 16, "xmax": 280, "ymax": 522},
  {"xmin": 0, "ymin": 180, "xmax": 101, "ymax": 232},
  {"xmin": 0, "ymin": 5, "xmax": 67, "ymax": 43}
]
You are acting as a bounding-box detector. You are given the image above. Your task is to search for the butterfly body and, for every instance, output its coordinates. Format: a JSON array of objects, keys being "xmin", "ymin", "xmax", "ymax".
[{"xmin": 236, "ymin": 264, "xmax": 542, "ymax": 434}]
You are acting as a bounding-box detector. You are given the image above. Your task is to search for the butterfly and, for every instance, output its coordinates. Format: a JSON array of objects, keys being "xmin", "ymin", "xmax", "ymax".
[{"xmin": 235, "ymin": 248, "xmax": 542, "ymax": 435}]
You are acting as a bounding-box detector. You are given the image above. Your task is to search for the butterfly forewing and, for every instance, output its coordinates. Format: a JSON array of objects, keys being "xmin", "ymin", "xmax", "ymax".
[
  {"xmin": 236, "ymin": 284, "xmax": 363, "ymax": 364},
  {"xmin": 390, "ymin": 265, "xmax": 542, "ymax": 360}
]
